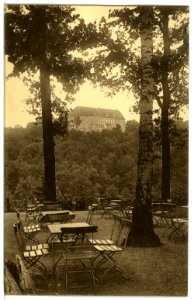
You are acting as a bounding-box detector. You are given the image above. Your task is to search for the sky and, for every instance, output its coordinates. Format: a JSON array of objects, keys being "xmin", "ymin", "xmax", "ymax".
[
  {"xmin": 4, "ymin": 4, "xmax": 189, "ymax": 128},
  {"xmin": 5, "ymin": 61, "xmax": 139, "ymax": 128},
  {"xmin": 4, "ymin": 5, "xmax": 140, "ymax": 128}
]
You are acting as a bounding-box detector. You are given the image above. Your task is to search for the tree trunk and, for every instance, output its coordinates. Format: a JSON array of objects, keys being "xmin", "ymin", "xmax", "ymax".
[
  {"xmin": 38, "ymin": 7, "xmax": 56, "ymax": 202},
  {"xmin": 161, "ymin": 12, "xmax": 171, "ymax": 202},
  {"xmin": 127, "ymin": 6, "xmax": 161, "ymax": 247}
]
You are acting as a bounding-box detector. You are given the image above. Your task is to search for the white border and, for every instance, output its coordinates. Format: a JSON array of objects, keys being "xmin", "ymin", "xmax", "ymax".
[
  {"xmin": 2, "ymin": 1, "xmax": 193, "ymax": 300},
  {"xmin": 3, "ymin": 0, "xmax": 192, "ymax": 5}
]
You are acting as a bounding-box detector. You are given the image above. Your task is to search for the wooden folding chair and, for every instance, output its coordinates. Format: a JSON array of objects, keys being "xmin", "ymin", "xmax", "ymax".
[
  {"xmin": 163, "ymin": 210, "xmax": 188, "ymax": 242},
  {"xmin": 92, "ymin": 217, "xmax": 131, "ymax": 281},
  {"xmin": 24, "ymin": 199, "xmax": 41, "ymax": 225},
  {"xmin": 63, "ymin": 205, "xmax": 95, "ymax": 246},
  {"xmin": 88, "ymin": 213, "xmax": 122, "ymax": 246},
  {"xmin": 47, "ymin": 229, "xmax": 77, "ymax": 277},
  {"xmin": 16, "ymin": 212, "xmax": 41, "ymax": 244},
  {"xmin": 13, "ymin": 221, "xmax": 50, "ymax": 277},
  {"xmin": 56, "ymin": 226, "xmax": 98, "ymax": 291}
]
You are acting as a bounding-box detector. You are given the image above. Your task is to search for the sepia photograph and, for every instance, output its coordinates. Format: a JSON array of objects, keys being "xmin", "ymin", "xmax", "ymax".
[{"xmin": 4, "ymin": 1, "xmax": 189, "ymax": 297}]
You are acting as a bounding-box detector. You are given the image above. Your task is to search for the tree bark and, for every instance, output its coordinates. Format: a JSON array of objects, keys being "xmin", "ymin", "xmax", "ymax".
[
  {"xmin": 38, "ymin": 7, "xmax": 56, "ymax": 202},
  {"xmin": 161, "ymin": 11, "xmax": 171, "ymax": 201},
  {"xmin": 127, "ymin": 6, "xmax": 161, "ymax": 247}
]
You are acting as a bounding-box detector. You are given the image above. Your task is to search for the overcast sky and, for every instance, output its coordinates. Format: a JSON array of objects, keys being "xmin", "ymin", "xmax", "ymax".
[
  {"xmin": 4, "ymin": 3, "xmax": 189, "ymax": 128},
  {"xmin": 5, "ymin": 5, "xmax": 141, "ymax": 128},
  {"xmin": 5, "ymin": 63, "xmax": 139, "ymax": 128}
]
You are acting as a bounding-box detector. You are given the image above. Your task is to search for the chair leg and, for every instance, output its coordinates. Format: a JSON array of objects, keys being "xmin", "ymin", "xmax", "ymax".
[
  {"xmin": 25, "ymin": 257, "xmax": 48, "ymax": 278},
  {"xmin": 63, "ymin": 258, "xmax": 96, "ymax": 291},
  {"xmin": 95, "ymin": 252, "xmax": 129, "ymax": 281}
]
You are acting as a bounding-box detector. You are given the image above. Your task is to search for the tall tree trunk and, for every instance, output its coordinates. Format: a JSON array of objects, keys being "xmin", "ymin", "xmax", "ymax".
[
  {"xmin": 161, "ymin": 12, "xmax": 171, "ymax": 202},
  {"xmin": 127, "ymin": 6, "xmax": 161, "ymax": 247},
  {"xmin": 38, "ymin": 7, "xmax": 56, "ymax": 202}
]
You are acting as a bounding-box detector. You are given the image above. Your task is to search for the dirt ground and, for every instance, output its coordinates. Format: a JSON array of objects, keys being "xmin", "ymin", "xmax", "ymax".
[{"xmin": 4, "ymin": 211, "xmax": 188, "ymax": 296}]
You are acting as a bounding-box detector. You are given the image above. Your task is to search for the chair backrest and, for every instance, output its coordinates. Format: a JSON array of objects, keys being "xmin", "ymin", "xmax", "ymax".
[
  {"xmin": 119, "ymin": 217, "xmax": 132, "ymax": 248},
  {"xmin": 110, "ymin": 214, "xmax": 123, "ymax": 244},
  {"xmin": 61, "ymin": 224, "xmax": 98, "ymax": 245}
]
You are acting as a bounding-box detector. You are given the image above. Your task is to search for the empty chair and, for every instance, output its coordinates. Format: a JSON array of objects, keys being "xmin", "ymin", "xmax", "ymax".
[
  {"xmin": 56, "ymin": 226, "xmax": 98, "ymax": 291},
  {"xmin": 20, "ymin": 215, "xmax": 41, "ymax": 244},
  {"xmin": 24, "ymin": 201, "xmax": 39, "ymax": 225},
  {"xmin": 88, "ymin": 213, "xmax": 122, "ymax": 246},
  {"xmin": 61, "ymin": 247, "xmax": 96, "ymax": 291},
  {"xmin": 163, "ymin": 210, "xmax": 188, "ymax": 242},
  {"xmin": 13, "ymin": 221, "xmax": 50, "ymax": 277},
  {"xmin": 64, "ymin": 206, "xmax": 95, "ymax": 244},
  {"xmin": 15, "ymin": 211, "xmax": 41, "ymax": 244},
  {"xmin": 92, "ymin": 217, "xmax": 131, "ymax": 281}
]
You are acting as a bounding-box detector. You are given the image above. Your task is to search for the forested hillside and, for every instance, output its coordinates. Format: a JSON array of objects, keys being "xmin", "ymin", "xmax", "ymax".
[{"xmin": 4, "ymin": 120, "xmax": 188, "ymax": 211}]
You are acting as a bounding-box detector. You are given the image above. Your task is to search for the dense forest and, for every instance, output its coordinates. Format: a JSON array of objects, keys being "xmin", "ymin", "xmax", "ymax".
[{"xmin": 4, "ymin": 119, "xmax": 188, "ymax": 211}]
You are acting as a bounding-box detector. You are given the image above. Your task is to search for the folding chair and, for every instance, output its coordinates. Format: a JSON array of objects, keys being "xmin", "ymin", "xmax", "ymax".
[
  {"xmin": 65, "ymin": 206, "xmax": 95, "ymax": 245},
  {"xmin": 16, "ymin": 212, "xmax": 41, "ymax": 244},
  {"xmin": 88, "ymin": 213, "xmax": 122, "ymax": 246},
  {"xmin": 92, "ymin": 217, "xmax": 131, "ymax": 281},
  {"xmin": 163, "ymin": 211, "xmax": 188, "ymax": 242},
  {"xmin": 22, "ymin": 224, "xmax": 41, "ymax": 244},
  {"xmin": 56, "ymin": 226, "xmax": 98, "ymax": 291},
  {"xmin": 24, "ymin": 199, "xmax": 41, "ymax": 225},
  {"xmin": 75, "ymin": 205, "xmax": 94, "ymax": 243},
  {"xmin": 13, "ymin": 221, "xmax": 49, "ymax": 277},
  {"xmin": 47, "ymin": 228, "xmax": 77, "ymax": 277}
]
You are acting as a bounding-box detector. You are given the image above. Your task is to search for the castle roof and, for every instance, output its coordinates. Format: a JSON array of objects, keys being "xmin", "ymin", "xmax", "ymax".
[{"xmin": 70, "ymin": 106, "xmax": 125, "ymax": 120}]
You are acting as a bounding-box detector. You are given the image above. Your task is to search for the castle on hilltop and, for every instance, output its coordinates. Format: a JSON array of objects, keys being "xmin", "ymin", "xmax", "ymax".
[{"xmin": 68, "ymin": 106, "xmax": 125, "ymax": 132}]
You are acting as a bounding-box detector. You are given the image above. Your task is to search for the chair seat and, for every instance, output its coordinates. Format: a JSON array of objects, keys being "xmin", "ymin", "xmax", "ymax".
[
  {"xmin": 94, "ymin": 244, "xmax": 122, "ymax": 252},
  {"xmin": 24, "ymin": 226, "xmax": 41, "ymax": 233},
  {"xmin": 61, "ymin": 248, "xmax": 96, "ymax": 291},
  {"xmin": 88, "ymin": 238, "xmax": 114, "ymax": 245},
  {"xmin": 24, "ymin": 248, "xmax": 49, "ymax": 257},
  {"xmin": 25, "ymin": 243, "xmax": 49, "ymax": 251}
]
